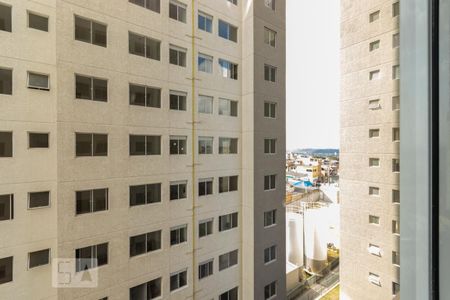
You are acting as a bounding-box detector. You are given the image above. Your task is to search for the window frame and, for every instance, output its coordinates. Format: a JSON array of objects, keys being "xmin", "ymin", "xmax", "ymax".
[
  {"xmin": 27, "ymin": 11, "xmax": 49, "ymax": 32},
  {"xmin": 74, "ymin": 15, "xmax": 107, "ymax": 47},
  {"xmin": 28, "ymin": 191, "xmax": 51, "ymax": 209}
]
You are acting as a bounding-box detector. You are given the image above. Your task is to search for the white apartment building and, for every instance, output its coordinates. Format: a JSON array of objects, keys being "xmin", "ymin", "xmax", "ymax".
[
  {"xmin": 340, "ymin": 0, "xmax": 400, "ymax": 299},
  {"xmin": 0, "ymin": 0, "xmax": 286, "ymax": 299}
]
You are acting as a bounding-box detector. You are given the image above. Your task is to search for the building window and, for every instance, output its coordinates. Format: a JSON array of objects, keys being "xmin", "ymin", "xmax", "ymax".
[
  {"xmin": 199, "ymin": 219, "xmax": 213, "ymax": 237},
  {"xmin": 219, "ymin": 59, "xmax": 238, "ymax": 80},
  {"xmin": 129, "ymin": 135, "xmax": 161, "ymax": 156},
  {"xmin": 0, "ymin": 257, "xmax": 13, "ymax": 285},
  {"xmin": 369, "ymin": 215, "xmax": 380, "ymax": 225},
  {"xmin": 170, "ymin": 181, "xmax": 187, "ymax": 200},
  {"xmin": 392, "ymin": 251, "xmax": 400, "ymax": 265},
  {"xmin": 29, "ymin": 133, "xmax": 49, "ymax": 148},
  {"xmin": 75, "ymin": 133, "xmax": 107, "ymax": 157},
  {"xmin": 264, "ymin": 174, "xmax": 276, "ymax": 190},
  {"xmin": 369, "ymin": 129, "xmax": 380, "ymax": 138},
  {"xmin": 219, "ymin": 212, "xmax": 238, "ymax": 232},
  {"xmin": 198, "ymin": 260, "xmax": 213, "ymax": 279},
  {"xmin": 198, "ymin": 53, "xmax": 213, "ymax": 73},
  {"xmin": 264, "ymin": 139, "xmax": 276, "ymax": 154},
  {"xmin": 170, "ymin": 91, "xmax": 187, "ymax": 111},
  {"xmin": 29, "ymin": 191, "xmax": 50, "ymax": 209},
  {"xmin": 130, "ymin": 230, "xmax": 162, "ymax": 257},
  {"xmin": 170, "ymin": 225, "xmax": 187, "ymax": 245},
  {"xmin": 0, "ymin": 132, "xmax": 12, "ymax": 157},
  {"xmin": 28, "ymin": 249, "xmax": 50, "ymax": 269},
  {"xmin": 368, "ymin": 99, "xmax": 381, "ymax": 110},
  {"xmin": 218, "ymin": 20, "xmax": 237, "ymax": 42},
  {"xmin": 264, "ymin": 281, "xmax": 277, "ymax": 299},
  {"xmin": 75, "ymin": 75, "xmax": 108, "ymax": 102},
  {"xmin": 227, "ymin": 0, "xmax": 237, "ymax": 5},
  {"xmin": 170, "ymin": 136, "xmax": 187, "ymax": 155},
  {"xmin": 129, "ymin": 84, "xmax": 161, "ymax": 108},
  {"xmin": 28, "ymin": 12, "xmax": 48, "ymax": 32},
  {"xmin": 0, "ymin": 194, "xmax": 13, "ymax": 221},
  {"xmin": 130, "ymin": 277, "xmax": 162, "ymax": 300},
  {"xmin": 368, "ymin": 272, "xmax": 381, "ymax": 286},
  {"xmin": 219, "ymin": 138, "xmax": 238, "ymax": 154},
  {"xmin": 198, "ymin": 11, "xmax": 212, "ymax": 33},
  {"xmin": 74, "ymin": 16, "xmax": 107, "ymax": 47},
  {"xmin": 392, "ymin": 65, "xmax": 400, "ymax": 79},
  {"xmin": 219, "ymin": 98, "xmax": 238, "ymax": 116},
  {"xmin": 129, "ymin": 32, "xmax": 161, "ymax": 60},
  {"xmin": 219, "ymin": 176, "xmax": 238, "ymax": 193},
  {"xmin": 169, "ymin": 45, "xmax": 187, "ymax": 67},
  {"xmin": 264, "ymin": 210, "xmax": 276, "ymax": 227},
  {"xmin": 198, "ymin": 95, "xmax": 213, "ymax": 114},
  {"xmin": 369, "ymin": 186, "xmax": 380, "ymax": 196},
  {"xmin": 219, "ymin": 287, "xmax": 238, "ymax": 300},
  {"xmin": 198, "ymin": 137, "xmax": 213, "ymax": 154},
  {"xmin": 392, "ymin": 220, "xmax": 400, "ymax": 234},
  {"xmin": 393, "ymin": 2, "xmax": 399, "ymax": 17},
  {"xmin": 392, "ymin": 158, "xmax": 400, "ymax": 172},
  {"xmin": 264, "ymin": 102, "xmax": 276, "ymax": 118},
  {"xmin": 76, "ymin": 188, "xmax": 108, "ymax": 215},
  {"xmin": 368, "ymin": 243, "xmax": 381, "ymax": 256},
  {"xmin": 393, "ymin": 33, "xmax": 400, "ymax": 48},
  {"xmin": 264, "ymin": 27, "xmax": 276, "ymax": 47},
  {"xmin": 264, "ymin": 245, "xmax": 276, "ymax": 264},
  {"xmin": 27, "ymin": 72, "xmax": 49, "ymax": 90},
  {"xmin": 199, "ymin": 178, "xmax": 213, "ymax": 196},
  {"xmin": 369, "ymin": 158, "xmax": 380, "ymax": 167},
  {"xmin": 264, "ymin": 64, "xmax": 277, "ymax": 82},
  {"xmin": 265, "ymin": 0, "xmax": 275, "ymax": 10},
  {"xmin": 392, "ymin": 189, "xmax": 400, "ymax": 203},
  {"xmin": 392, "ymin": 282, "xmax": 400, "ymax": 296},
  {"xmin": 369, "ymin": 40, "xmax": 380, "ymax": 51},
  {"xmin": 392, "ymin": 127, "xmax": 400, "ymax": 141},
  {"xmin": 75, "ymin": 243, "xmax": 108, "ymax": 272},
  {"xmin": 130, "ymin": 183, "xmax": 161, "ymax": 206},
  {"xmin": 369, "ymin": 10, "xmax": 380, "ymax": 22},
  {"xmin": 129, "ymin": 0, "xmax": 160, "ymax": 13},
  {"xmin": 170, "ymin": 269, "xmax": 187, "ymax": 291},
  {"xmin": 0, "ymin": 68, "xmax": 12, "ymax": 95},
  {"xmin": 219, "ymin": 249, "xmax": 238, "ymax": 270},
  {"xmin": 169, "ymin": 1, "xmax": 186, "ymax": 23},
  {"xmin": 369, "ymin": 70, "xmax": 380, "ymax": 80},
  {"xmin": 392, "ymin": 96, "xmax": 400, "ymax": 110},
  {"xmin": 0, "ymin": 4, "xmax": 11, "ymax": 32}
]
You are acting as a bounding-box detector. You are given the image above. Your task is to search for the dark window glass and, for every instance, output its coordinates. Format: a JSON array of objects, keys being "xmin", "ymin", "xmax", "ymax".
[
  {"xmin": 130, "ymin": 185, "xmax": 146, "ymax": 206},
  {"xmin": 0, "ymin": 256, "xmax": 13, "ymax": 285},
  {"xmin": 76, "ymin": 190, "xmax": 91, "ymax": 214},
  {"xmin": 199, "ymin": 180, "xmax": 213, "ymax": 196},
  {"xmin": 29, "ymin": 191, "xmax": 50, "ymax": 208},
  {"xmin": 130, "ymin": 234, "xmax": 146, "ymax": 257},
  {"xmin": 0, "ymin": 4, "xmax": 12, "ymax": 32},
  {"xmin": 76, "ymin": 189, "xmax": 108, "ymax": 215},
  {"xmin": 145, "ymin": 38, "xmax": 160, "ymax": 60},
  {"xmin": 75, "ymin": 243, "xmax": 108, "ymax": 272},
  {"xmin": 28, "ymin": 72, "xmax": 49, "ymax": 90},
  {"xmin": 147, "ymin": 183, "xmax": 161, "ymax": 203},
  {"xmin": 0, "ymin": 132, "xmax": 13, "ymax": 157},
  {"xmin": 92, "ymin": 78, "xmax": 107, "ymax": 101},
  {"xmin": 29, "ymin": 249, "xmax": 50, "ymax": 268},
  {"xmin": 147, "ymin": 136, "xmax": 161, "ymax": 155},
  {"xmin": 147, "ymin": 230, "xmax": 161, "ymax": 251},
  {"xmin": 28, "ymin": 13, "xmax": 48, "ymax": 32},
  {"xmin": 145, "ymin": 0, "xmax": 160, "ymax": 13},
  {"xmin": 170, "ymin": 270, "xmax": 187, "ymax": 291},
  {"xmin": 0, "ymin": 194, "xmax": 13, "ymax": 221},
  {"xmin": 92, "ymin": 22, "xmax": 107, "ymax": 47},
  {"xmin": 29, "ymin": 133, "xmax": 49, "ymax": 148},
  {"xmin": 219, "ymin": 287, "xmax": 238, "ymax": 300},
  {"xmin": 219, "ymin": 250, "xmax": 238, "ymax": 270},
  {"xmin": 75, "ymin": 75, "xmax": 92, "ymax": 99},
  {"xmin": 170, "ymin": 182, "xmax": 187, "ymax": 200},
  {"xmin": 0, "ymin": 68, "xmax": 12, "ymax": 95},
  {"xmin": 130, "ymin": 184, "xmax": 161, "ymax": 206},
  {"xmin": 170, "ymin": 137, "xmax": 187, "ymax": 154},
  {"xmin": 199, "ymin": 219, "xmax": 213, "ymax": 237},
  {"xmin": 129, "ymin": 33, "xmax": 146, "ymax": 56},
  {"xmin": 198, "ymin": 12, "xmax": 212, "ymax": 33},
  {"xmin": 92, "ymin": 134, "xmax": 107, "ymax": 156},
  {"xmin": 93, "ymin": 189, "xmax": 108, "ymax": 212},
  {"xmin": 129, "ymin": 84, "xmax": 146, "ymax": 106},
  {"xmin": 130, "ymin": 283, "xmax": 146, "ymax": 300},
  {"xmin": 130, "ymin": 135, "xmax": 146, "ymax": 155},
  {"xmin": 74, "ymin": 16, "xmax": 91, "ymax": 43}
]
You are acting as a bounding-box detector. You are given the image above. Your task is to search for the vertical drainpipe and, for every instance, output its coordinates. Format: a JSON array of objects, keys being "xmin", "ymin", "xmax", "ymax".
[{"xmin": 190, "ymin": 0, "xmax": 197, "ymax": 298}]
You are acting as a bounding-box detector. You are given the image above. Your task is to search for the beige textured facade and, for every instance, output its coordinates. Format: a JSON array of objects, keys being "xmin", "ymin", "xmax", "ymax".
[
  {"xmin": 0, "ymin": 0, "xmax": 285, "ymax": 299},
  {"xmin": 340, "ymin": 0, "xmax": 400, "ymax": 299}
]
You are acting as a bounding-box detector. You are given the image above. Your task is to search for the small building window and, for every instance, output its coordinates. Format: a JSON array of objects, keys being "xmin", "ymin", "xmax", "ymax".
[
  {"xmin": 198, "ymin": 137, "xmax": 213, "ymax": 154},
  {"xmin": 393, "ymin": 33, "xmax": 400, "ymax": 48},
  {"xmin": 169, "ymin": 1, "xmax": 186, "ymax": 23},
  {"xmin": 264, "ymin": 64, "xmax": 277, "ymax": 82},
  {"xmin": 169, "ymin": 45, "xmax": 187, "ymax": 67},
  {"xmin": 264, "ymin": 281, "xmax": 277, "ymax": 300},
  {"xmin": 368, "ymin": 99, "xmax": 381, "ymax": 110},
  {"xmin": 264, "ymin": 174, "xmax": 276, "ymax": 190},
  {"xmin": 392, "ymin": 65, "xmax": 400, "ymax": 80},
  {"xmin": 129, "ymin": 32, "xmax": 161, "ymax": 60},
  {"xmin": 75, "ymin": 16, "xmax": 107, "ymax": 47},
  {"xmin": 264, "ymin": 102, "xmax": 276, "ymax": 118},
  {"xmin": 199, "ymin": 219, "xmax": 213, "ymax": 237},
  {"xmin": 219, "ymin": 98, "xmax": 238, "ymax": 116},
  {"xmin": 170, "ymin": 269, "xmax": 187, "ymax": 291},
  {"xmin": 369, "ymin": 40, "xmax": 380, "ymax": 51},
  {"xmin": 264, "ymin": 139, "xmax": 276, "ymax": 154},
  {"xmin": 198, "ymin": 260, "xmax": 213, "ymax": 279},
  {"xmin": 227, "ymin": 0, "xmax": 237, "ymax": 5},
  {"xmin": 218, "ymin": 249, "xmax": 238, "ymax": 270},
  {"xmin": 392, "ymin": 220, "xmax": 400, "ymax": 234},
  {"xmin": 219, "ymin": 137, "xmax": 238, "ymax": 154},
  {"xmin": 264, "ymin": 245, "xmax": 276, "ymax": 264},
  {"xmin": 129, "ymin": 135, "xmax": 161, "ymax": 156},
  {"xmin": 199, "ymin": 178, "xmax": 213, "ymax": 196},
  {"xmin": 392, "ymin": 158, "xmax": 400, "ymax": 172},
  {"xmin": 28, "ymin": 249, "xmax": 50, "ymax": 269},
  {"xmin": 0, "ymin": 256, "xmax": 13, "ymax": 284},
  {"xmin": 198, "ymin": 95, "xmax": 213, "ymax": 114},
  {"xmin": 369, "ymin": 215, "xmax": 380, "ymax": 225},
  {"xmin": 218, "ymin": 20, "xmax": 237, "ymax": 42},
  {"xmin": 264, "ymin": 27, "xmax": 276, "ymax": 47},
  {"xmin": 368, "ymin": 272, "xmax": 381, "ymax": 286},
  {"xmin": 369, "ymin": 70, "xmax": 380, "ymax": 80},
  {"xmin": 219, "ymin": 176, "xmax": 238, "ymax": 193},
  {"xmin": 369, "ymin": 129, "xmax": 380, "ymax": 138},
  {"xmin": 130, "ymin": 230, "xmax": 161, "ymax": 257},
  {"xmin": 0, "ymin": 132, "xmax": 13, "ymax": 157},
  {"xmin": 369, "ymin": 186, "xmax": 380, "ymax": 196},
  {"xmin": 392, "ymin": 128, "xmax": 400, "ymax": 141},
  {"xmin": 392, "ymin": 96, "xmax": 400, "ymax": 110},
  {"xmin": 392, "ymin": 282, "xmax": 400, "ymax": 296},
  {"xmin": 0, "ymin": 4, "xmax": 11, "ymax": 32},
  {"xmin": 129, "ymin": 183, "xmax": 161, "ymax": 206},
  {"xmin": 0, "ymin": 194, "xmax": 13, "ymax": 221},
  {"xmin": 198, "ymin": 11, "xmax": 212, "ymax": 33},
  {"xmin": 170, "ymin": 136, "xmax": 187, "ymax": 155},
  {"xmin": 75, "ymin": 243, "xmax": 108, "ymax": 272},
  {"xmin": 28, "ymin": 12, "xmax": 48, "ymax": 32},
  {"xmin": 130, "ymin": 277, "xmax": 162, "ymax": 300},
  {"xmin": 75, "ymin": 133, "xmax": 108, "ymax": 156},
  {"xmin": 393, "ymin": 2, "xmax": 400, "ymax": 17},
  {"xmin": 392, "ymin": 251, "xmax": 400, "ymax": 265},
  {"xmin": 170, "ymin": 225, "xmax": 187, "ymax": 246},
  {"xmin": 198, "ymin": 53, "xmax": 213, "ymax": 73},
  {"xmin": 170, "ymin": 181, "xmax": 187, "ymax": 200},
  {"xmin": 368, "ymin": 243, "xmax": 381, "ymax": 256},
  {"xmin": 219, "ymin": 212, "xmax": 238, "ymax": 232},
  {"xmin": 369, "ymin": 10, "xmax": 380, "ymax": 23},
  {"xmin": 264, "ymin": 210, "xmax": 276, "ymax": 227},
  {"xmin": 28, "ymin": 72, "xmax": 49, "ymax": 90},
  {"xmin": 219, "ymin": 59, "xmax": 238, "ymax": 80},
  {"xmin": 170, "ymin": 91, "xmax": 187, "ymax": 111},
  {"xmin": 219, "ymin": 287, "xmax": 238, "ymax": 300},
  {"xmin": 29, "ymin": 133, "xmax": 49, "ymax": 148},
  {"xmin": 76, "ymin": 188, "xmax": 108, "ymax": 214},
  {"xmin": 369, "ymin": 158, "xmax": 380, "ymax": 167},
  {"xmin": 129, "ymin": 0, "xmax": 160, "ymax": 13},
  {"xmin": 0, "ymin": 68, "xmax": 12, "ymax": 95},
  {"xmin": 129, "ymin": 84, "xmax": 161, "ymax": 108},
  {"xmin": 29, "ymin": 191, "xmax": 50, "ymax": 209},
  {"xmin": 392, "ymin": 189, "xmax": 400, "ymax": 203},
  {"xmin": 75, "ymin": 75, "xmax": 108, "ymax": 102}
]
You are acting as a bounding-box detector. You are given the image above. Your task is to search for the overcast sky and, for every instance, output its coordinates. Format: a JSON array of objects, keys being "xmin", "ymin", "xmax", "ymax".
[{"xmin": 286, "ymin": 0, "xmax": 340, "ymax": 150}]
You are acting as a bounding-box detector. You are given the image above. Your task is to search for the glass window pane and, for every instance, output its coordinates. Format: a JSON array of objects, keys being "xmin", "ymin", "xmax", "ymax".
[
  {"xmin": 0, "ymin": 194, "xmax": 13, "ymax": 221},
  {"xmin": 130, "ymin": 185, "xmax": 146, "ymax": 206},
  {"xmin": 0, "ymin": 68, "xmax": 12, "ymax": 95},
  {"xmin": 75, "ymin": 17, "xmax": 91, "ymax": 43},
  {"xmin": 0, "ymin": 4, "xmax": 12, "ymax": 32},
  {"xmin": 29, "ymin": 191, "xmax": 50, "ymax": 208},
  {"xmin": 130, "ymin": 135, "xmax": 146, "ymax": 155},
  {"xmin": 93, "ymin": 78, "xmax": 107, "ymax": 101},
  {"xmin": 146, "ymin": 38, "xmax": 160, "ymax": 60},
  {"xmin": 92, "ymin": 22, "xmax": 107, "ymax": 47},
  {"xmin": 146, "ymin": 87, "xmax": 161, "ymax": 107},
  {"xmin": 146, "ymin": 136, "xmax": 161, "ymax": 155},
  {"xmin": 76, "ymin": 133, "xmax": 92, "ymax": 156},
  {"xmin": 130, "ymin": 234, "xmax": 146, "ymax": 257},
  {"xmin": 29, "ymin": 249, "xmax": 49, "ymax": 268},
  {"xmin": 28, "ymin": 13, "xmax": 48, "ymax": 32},
  {"xmin": 129, "ymin": 33, "xmax": 145, "ymax": 57},
  {"xmin": 93, "ymin": 134, "xmax": 107, "ymax": 156},
  {"xmin": 130, "ymin": 84, "xmax": 146, "ymax": 106},
  {"xmin": 93, "ymin": 189, "xmax": 107, "ymax": 212},
  {"xmin": 76, "ymin": 191, "xmax": 91, "ymax": 214},
  {"xmin": 29, "ymin": 133, "xmax": 49, "ymax": 148},
  {"xmin": 75, "ymin": 75, "xmax": 92, "ymax": 99}
]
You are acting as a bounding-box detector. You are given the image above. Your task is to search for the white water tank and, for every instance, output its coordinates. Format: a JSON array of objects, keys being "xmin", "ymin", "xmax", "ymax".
[
  {"xmin": 286, "ymin": 212, "xmax": 303, "ymax": 267},
  {"xmin": 304, "ymin": 208, "xmax": 328, "ymax": 273}
]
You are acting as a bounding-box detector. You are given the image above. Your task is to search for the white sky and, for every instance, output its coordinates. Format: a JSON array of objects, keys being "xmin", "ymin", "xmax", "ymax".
[{"xmin": 286, "ymin": 0, "xmax": 340, "ymax": 150}]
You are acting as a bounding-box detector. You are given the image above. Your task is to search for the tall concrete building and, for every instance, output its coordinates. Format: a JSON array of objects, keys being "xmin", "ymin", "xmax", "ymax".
[
  {"xmin": 0, "ymin": 0, "xmax": 285, "ymax": 299},
  {"xmin": 340, "ymin": 0, "xmax": 400, "ymax": 299}
]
